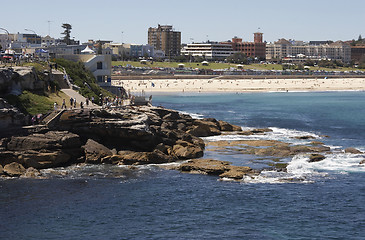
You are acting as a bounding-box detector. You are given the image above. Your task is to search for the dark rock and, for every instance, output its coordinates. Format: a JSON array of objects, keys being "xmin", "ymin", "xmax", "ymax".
[
  {"xmin": 4, "ymin": 162, "xmax": 26, "ymax": 176},
  {"xmin": 345, "ymin": 147, "xmax": 363, "ymax": 154},
  {"xmin": 83, "ymin": 139, "xmax": 112, "ymax": 164},
  {"xmin": 294, "ymin": 135, "xmax": 316, "ymax": 140},
  {"xmin": 359, "ymin": 159, "xmax": 365, "ymax": 165},
  {"xmin": 309, "ymin": 154, "xmax": 326, "ymax": 163}
]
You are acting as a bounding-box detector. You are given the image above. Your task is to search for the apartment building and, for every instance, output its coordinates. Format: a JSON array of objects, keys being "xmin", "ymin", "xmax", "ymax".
[
  {"xmin": 148, "ymin": 24, "xmax": 181, "ymax": 57},
  {"xmin": 181, "ymin": 42, "xmax": 235, "ymax": 60},
  {"xmin": 266, "ymin": 39, "xmax": 351, "ymax": 63}
]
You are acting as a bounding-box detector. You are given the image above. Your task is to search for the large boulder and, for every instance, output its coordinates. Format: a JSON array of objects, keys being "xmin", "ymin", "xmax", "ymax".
[
  {"xmin": 308, "ymin": 154, "xmax": 326, "ymax": 163},
  {"xmin": 3, "ymin": 162, "xmax": 26, "ymax": 177},
  {"xmin": 345, "ymin": 147, "xmax": 363, "ymax": 154},
  {"xmin": 218, "ymin": 120, "xmax": 242, "ymax": 132},
  {"xmin": 7, "ymin": 131, "xmax": 81, "ymax": 151},
  {"xmin": 19, "ymin": 150, "xmax": 72, "ymax": 168},
  {"xmin": 83, "ymin": 139, "xmax": 113, "ymax": 164},
  {"xmin": 187, "ymin": 119, "xmax": 221, "ymax": 137}
]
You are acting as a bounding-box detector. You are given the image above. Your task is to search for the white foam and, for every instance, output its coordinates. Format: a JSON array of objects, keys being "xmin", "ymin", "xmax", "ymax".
[
  {"xmin": 204, "ymin": 126, "xmax": 322, "ymax": 145},
  {"xmin": 178, "ymin": 110, "xmax": 204, "ymax": 119}
]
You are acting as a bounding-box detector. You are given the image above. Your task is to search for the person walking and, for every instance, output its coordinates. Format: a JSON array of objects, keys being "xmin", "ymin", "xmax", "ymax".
[{"xmin": 61, "ymin": 99, "xmax": 66, "ymax": 109}]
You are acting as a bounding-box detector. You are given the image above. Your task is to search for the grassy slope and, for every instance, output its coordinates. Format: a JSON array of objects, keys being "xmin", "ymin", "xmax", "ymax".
[
  {"xmin": 54, "ymin": 58, "xmax": 113, "ymax": 104},
  {"xmin": 4, "ymin": 60, "xmax": 114, "ymax": 115}
]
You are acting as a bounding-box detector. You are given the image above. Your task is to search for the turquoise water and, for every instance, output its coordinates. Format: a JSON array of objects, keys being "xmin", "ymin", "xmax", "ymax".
[{"xmin": 1, "ymin": 92, "xmax": 365, "ymax": 239}]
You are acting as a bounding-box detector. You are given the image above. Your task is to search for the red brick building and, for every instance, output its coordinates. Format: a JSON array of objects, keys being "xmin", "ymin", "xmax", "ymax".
[{"xmin": 222, "ymin": 32, "xmax": 266, "ymax": 59}]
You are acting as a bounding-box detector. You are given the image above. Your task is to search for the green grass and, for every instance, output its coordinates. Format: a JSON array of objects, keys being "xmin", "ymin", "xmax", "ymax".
[
  {"xmin": 5, "ymin": 91, "xmax": 54, "ymax": 115},
  {"xmin": 54, "ymin": 58, "xmax": 113, "ymax": 104},
  {"xmin": 113, "ymin": 61, "xmax": 238, "ymax": 70},
  {"xmin": 113, "ymin": 61, "xmax": 361, "ymax": 72}
]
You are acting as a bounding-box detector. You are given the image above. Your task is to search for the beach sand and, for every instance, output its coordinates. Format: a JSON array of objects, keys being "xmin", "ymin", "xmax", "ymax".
[{"xmin": 112, "ymin": 77, "xmax": 365, "ymax": 93}]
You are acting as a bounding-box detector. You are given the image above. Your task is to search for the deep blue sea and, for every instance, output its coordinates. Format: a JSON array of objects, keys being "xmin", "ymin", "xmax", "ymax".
[{"xmin": 1, "ymin": 91, "xmax": 365, "ymax": 240}]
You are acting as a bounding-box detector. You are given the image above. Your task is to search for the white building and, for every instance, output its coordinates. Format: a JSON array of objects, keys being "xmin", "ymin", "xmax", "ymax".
[
  {"xmin": 266, "ymin": 39, "xmax": 351, "ymax": 63},
  {"xmin": 181, "ymin": 43, "xmax": 235, "ymax": 60}
]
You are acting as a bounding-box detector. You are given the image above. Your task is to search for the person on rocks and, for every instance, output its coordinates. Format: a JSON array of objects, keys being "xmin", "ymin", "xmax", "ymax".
[
  {"xmin": 80, "ymin": 101, "xmax": 84, "ymax": 109},
  {"xmin": 53, "ymin": 102, "xmax": 57, "ymax": 110},
  {"xmin": 85, "ymin": 98, "xmax": 89, "ymax": 107},
  {"xmin": 73, "ymin": 98, "xmax": 77, "ymax": 108}
]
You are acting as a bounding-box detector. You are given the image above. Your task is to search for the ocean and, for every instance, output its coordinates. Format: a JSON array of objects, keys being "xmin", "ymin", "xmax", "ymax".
[{"xmin": 1, "ymin": 91, "xmax": 365, "ymax": 239}]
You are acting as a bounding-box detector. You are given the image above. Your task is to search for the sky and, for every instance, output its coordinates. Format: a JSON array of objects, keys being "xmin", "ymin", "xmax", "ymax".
[{"xmin": 2, "ymin": 0, "xmax": 364, "ymax": 44}]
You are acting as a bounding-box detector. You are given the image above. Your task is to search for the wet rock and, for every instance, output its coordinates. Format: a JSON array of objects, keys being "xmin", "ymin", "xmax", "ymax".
[
  {"xmin": 359, "ymin": 159, "xmax": 365, "ymax": 165},
  {"xmin": 22, "ymin": 167, "xmax": 42, "ymax": 178},
  {"xmin": 308, "ymin": 154, "xmax": 326, "ymax": 163},
  {"xmin": 238, "ymin": 128, "xmax": 273, "ymax": 135},
  {"xmin": 83, "ymin": 139, "xmax": 112, "ymax": 164},
  {"xmin": 294, "ymin": 135, "xmax": 316, "ymax": 140},
  {"xmin": 179, "ymin": 159, "xmax": 230, "ymax": 175},
  {"xmin": 310, "ymin": 141, "xmax": 324, "ymax": 145},
  {"xmin": 219, "ymin": 166, "xmax": 253, "ymax": 180},
  {"xmin": 4, "ymin": 162, "xmax": 26, "ymax": 176},
  {"xmin": 112, "ymin": 149, "xmax": 174, "ymax": 165},
  {"xmin": 344, "ymin": 147, "xmax": 363, "ymax": 154}
]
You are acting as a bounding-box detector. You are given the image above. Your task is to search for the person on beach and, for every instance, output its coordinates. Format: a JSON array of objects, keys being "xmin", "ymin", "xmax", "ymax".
[
  {"xmin": 85, "ymin": 98, "xmax": 89, "ymax": 107},
  {"xmin": 73, "ymin": 98, "xmax": 77, "ymax": 108}
]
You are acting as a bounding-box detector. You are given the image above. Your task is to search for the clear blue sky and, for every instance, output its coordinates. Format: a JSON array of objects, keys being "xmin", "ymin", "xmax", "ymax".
[{"xmin": 2, "ymin": 0, "xmax": 364, "ymax": 44}]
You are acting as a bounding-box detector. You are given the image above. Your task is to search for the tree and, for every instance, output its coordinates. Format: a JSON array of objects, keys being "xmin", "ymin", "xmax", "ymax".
[
  {"xmin": 97, "ymin": 40, "xmax": 103, "ymax": 55},
  {"xmin": 358, "ymin": 34, "xmax": 363, "ymax": 42},
  {"xmin": 61, "ymin": 23, "xmax": 72, "ymax": 45},
  {"xmin": 227, "ymin": 52, "xmax": 248, "ymax": 64}
]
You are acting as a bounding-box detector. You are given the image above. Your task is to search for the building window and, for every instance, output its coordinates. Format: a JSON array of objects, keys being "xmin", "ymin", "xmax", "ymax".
[
  {"xmin": 97, "ymin": 61, "xmax": 103, "ymax": 69},
  {"xmin": 97, "ymin": 76, "xmax": 104, "ymax": 82}
]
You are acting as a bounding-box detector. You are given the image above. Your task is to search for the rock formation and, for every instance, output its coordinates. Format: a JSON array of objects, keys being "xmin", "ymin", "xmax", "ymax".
[{"xmin": 0, "ymin": 105, "xmax": 243, "ymax": 178}]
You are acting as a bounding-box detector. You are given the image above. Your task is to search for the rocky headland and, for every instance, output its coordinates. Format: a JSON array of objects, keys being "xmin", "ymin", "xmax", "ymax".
[
  {"xmin": 1, "ymin": 103, "xmax": 364, "ymax": 180},
  {"xmin": 0, "ymin": 105, "xmax": 246, "ymax": 178}
]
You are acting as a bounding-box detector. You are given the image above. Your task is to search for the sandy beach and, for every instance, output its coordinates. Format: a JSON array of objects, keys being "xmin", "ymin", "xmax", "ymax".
[{"xmin": 112, "ymin": 77, "xmax": 365, "ymax": 93}]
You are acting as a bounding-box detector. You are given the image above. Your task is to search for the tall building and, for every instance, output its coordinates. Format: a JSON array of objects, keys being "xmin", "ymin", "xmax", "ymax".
[
  {"xmin": 148, "ymin": 24, "xmax": 181, "ymax": 57},
  {"xmin": 221, "ymin": 32, "xmax": 266, "ymax": 59}
]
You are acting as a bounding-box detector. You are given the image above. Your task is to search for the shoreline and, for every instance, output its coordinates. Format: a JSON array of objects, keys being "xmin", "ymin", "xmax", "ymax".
[{"xmin": 112, "ymin": 77, "xmax": 365, "ymax": 93}]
